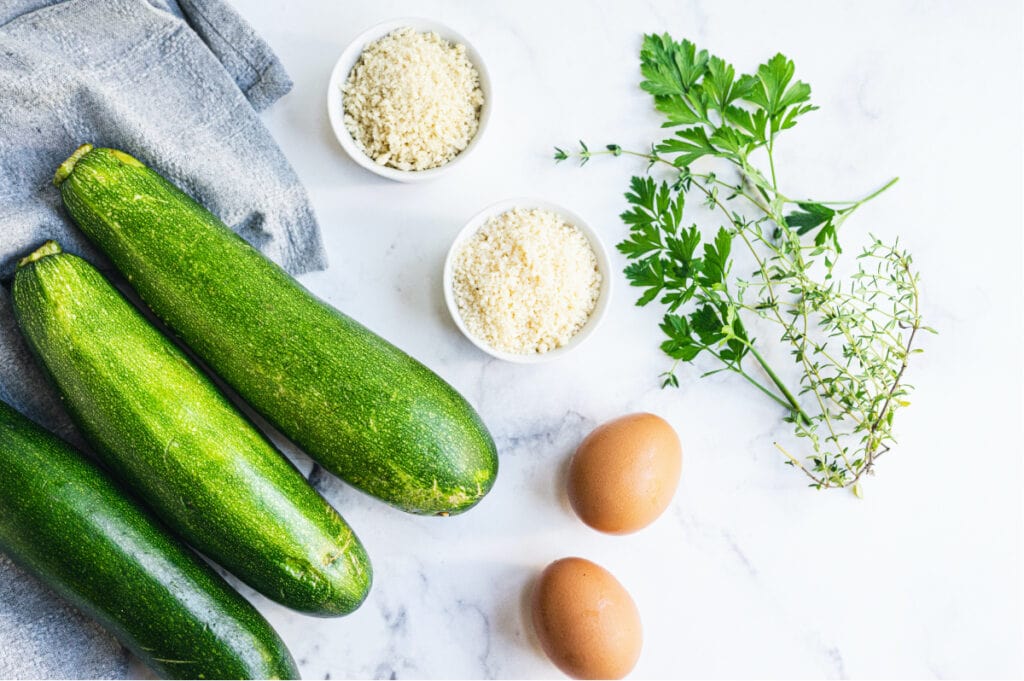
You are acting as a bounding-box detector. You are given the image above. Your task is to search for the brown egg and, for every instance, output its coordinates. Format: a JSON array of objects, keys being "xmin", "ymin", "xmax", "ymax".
[
  {"xmin": 568, "ymin": 413, "xmax": 682, "ymax": 534},
  {"xmin": 531, "ymin": 557, "xmax": 643, "ymax": 679}
]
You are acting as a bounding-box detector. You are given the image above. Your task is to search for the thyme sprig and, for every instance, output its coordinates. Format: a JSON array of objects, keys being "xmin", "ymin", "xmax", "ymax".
[{"xmin": 556, "ymin": 35, "xmax": 933, "ymax": 492}]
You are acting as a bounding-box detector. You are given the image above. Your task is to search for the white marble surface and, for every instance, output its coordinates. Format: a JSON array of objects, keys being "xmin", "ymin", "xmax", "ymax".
[{"xmin": 199, "ymin": 1, "xmax": 1022, "ymax": 678}]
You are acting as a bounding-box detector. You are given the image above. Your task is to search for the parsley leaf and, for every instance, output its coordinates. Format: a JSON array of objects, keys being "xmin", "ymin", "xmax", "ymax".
[{"xmin": 555, "ymin": 35, "xmax": 929, "ymax": 493}]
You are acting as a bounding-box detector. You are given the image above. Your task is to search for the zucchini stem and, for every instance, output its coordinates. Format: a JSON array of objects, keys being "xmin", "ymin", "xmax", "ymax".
[
  {"xmin": 53, "ymin": 143, "xmax": 94, "ymax": 187},
  {"xmin": 18, "ymin": 241, "xmax": 63, "ymax": 268}
]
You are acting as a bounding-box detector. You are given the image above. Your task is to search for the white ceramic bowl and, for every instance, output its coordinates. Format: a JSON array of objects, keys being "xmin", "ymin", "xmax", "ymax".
[
  {"xmin": 326, "ymin": 18, "xmax": 492, "ymax": 182},
  {"xmin": 443, "ymin": 199, "xmax": 612, "ymax": 363}
]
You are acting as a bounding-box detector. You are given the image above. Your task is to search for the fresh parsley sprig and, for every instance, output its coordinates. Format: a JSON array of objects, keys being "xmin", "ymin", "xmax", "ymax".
[{"xmin": 556, "ymin": 34, "xmax": 933, "ymax": 493}]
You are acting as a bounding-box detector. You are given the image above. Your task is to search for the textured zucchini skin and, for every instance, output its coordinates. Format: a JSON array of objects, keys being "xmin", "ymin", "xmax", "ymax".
[
  {"xmin": 13, "ymin": 245, "xmax": 371, "ymax": 616},
  {"xmin": 0, "ymin": 399, "xmax": 300, "ymax": 680},
  {"xmin": 56, "ymin": 145, "xmax": 498, "ymax": 516}
]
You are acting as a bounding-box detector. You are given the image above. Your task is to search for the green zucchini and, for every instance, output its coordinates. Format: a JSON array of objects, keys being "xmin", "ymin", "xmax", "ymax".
[
  {"xmin": 0, "ymin": 399, "xmax": 300, "ymax": 680},
  {"xmin": 55, "ymin": 144, "xmax": 498, "ymax": 516},
  {"xmin": 13, "ymin": 242, "xmax": 371, "ymax": 616}
]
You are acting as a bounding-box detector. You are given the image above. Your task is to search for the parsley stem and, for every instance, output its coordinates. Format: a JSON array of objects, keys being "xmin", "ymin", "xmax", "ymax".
[
  {"xmin": 557, "ymin": 37, "xmax": 926, "ymax": 491},
  {"xmin": 747, "ymin": 345, "xmax": 811, "ymax": 424},
  {"xmin": 684, "ymin": 172, "xmax": 812, "ymax": 426},
  {"xmin": 783, "ymin": 176, "xmax": 899, "ymax": 207},
  {"xmin": 732, "ymin": 362, "xmax": 800, "ymax": 413},
  {"xmin": 851, "ymin": 176, "xmax": 899, "ymax": 207}
]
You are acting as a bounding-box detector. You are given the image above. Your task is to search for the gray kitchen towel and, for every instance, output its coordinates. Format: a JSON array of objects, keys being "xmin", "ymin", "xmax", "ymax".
[{"xmin": 0, "ymin": 0, "xmax": 325, "ymax": 677}]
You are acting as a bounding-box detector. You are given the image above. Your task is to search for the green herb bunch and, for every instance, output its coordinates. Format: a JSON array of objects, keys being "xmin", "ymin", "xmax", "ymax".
[{"xmin": 556, "ymin": 35, "xmax": 932, "ymax": 492}]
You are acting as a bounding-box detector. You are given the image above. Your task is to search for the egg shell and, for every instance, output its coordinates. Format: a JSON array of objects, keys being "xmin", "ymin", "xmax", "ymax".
[
  {"xmin": 531, "ymin": 557, "xmax": 643, "ymax": 679},
  {"xmin": 567, "ymin": 413, "xmax": 682, "ymax": 534}
]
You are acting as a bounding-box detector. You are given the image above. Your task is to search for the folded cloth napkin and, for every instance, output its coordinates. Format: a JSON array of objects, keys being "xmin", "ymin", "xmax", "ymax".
[{"xmin": 0, "ymin": 0, "xmax": 324, "ymax": 677}]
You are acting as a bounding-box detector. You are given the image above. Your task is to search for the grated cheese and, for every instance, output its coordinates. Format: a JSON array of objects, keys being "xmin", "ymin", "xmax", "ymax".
[
  {"xmin": 341, "ymin": 27, "xmax": 483, "ymax": 171},
  {"xmin": 452, "ymin": 208, "xmax": 601, "ymax": 355}
]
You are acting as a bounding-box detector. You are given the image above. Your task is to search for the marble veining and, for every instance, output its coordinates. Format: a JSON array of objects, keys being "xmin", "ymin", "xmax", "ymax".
[{"xmin": 75, "ymin": 1, "xmax": 1024, "ymax": 679}]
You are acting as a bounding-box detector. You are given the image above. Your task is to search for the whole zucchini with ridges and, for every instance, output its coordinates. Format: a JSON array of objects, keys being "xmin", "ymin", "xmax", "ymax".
[
  {"xmin": 55, "ymin": 144, "xmax": 498, "ymax": 516},
  {"xmin": 0, "ymin": 399, "xmax": 300, "ymax": 680},
  {"xmin": 13, "ymin": 242, "xmax": 371, "ymax": 616}
]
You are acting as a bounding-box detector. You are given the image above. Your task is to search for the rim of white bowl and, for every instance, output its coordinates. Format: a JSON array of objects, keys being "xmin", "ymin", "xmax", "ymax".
[
  {"xmin": 443, "ymin": 198, "xmax": 613, "ymax": 364},
  {"xmin": 326, "ymin": 18, "xmax": 492, "ymax": 183}
]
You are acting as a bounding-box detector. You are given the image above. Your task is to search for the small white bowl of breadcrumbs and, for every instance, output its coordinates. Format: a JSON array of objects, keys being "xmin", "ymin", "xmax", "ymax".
[
  {"xmin": 444, "ymin": 199, "xmax": 612, "ymax": 363},
  {"xmin": 328, "ymin": 19, "xmax": 490, "ymax": 182}
]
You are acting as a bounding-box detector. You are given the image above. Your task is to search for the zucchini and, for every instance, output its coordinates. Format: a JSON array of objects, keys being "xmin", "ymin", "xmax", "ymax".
[
  {"xmin": 0, "ymin": 399, "xmax": 300, "ymax": 680},
  {"xmin": 55, "ymin": 144, "xmax": 498, "ymax": 516},
  {"xmin": 13, "ymin": 242, "xmax": 371, "ymax": 617}
]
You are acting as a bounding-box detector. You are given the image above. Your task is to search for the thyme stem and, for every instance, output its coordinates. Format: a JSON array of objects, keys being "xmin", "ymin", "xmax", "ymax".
[{"xmin": 555, "ymin": 35, "xmax": 930, "ymax": 491}]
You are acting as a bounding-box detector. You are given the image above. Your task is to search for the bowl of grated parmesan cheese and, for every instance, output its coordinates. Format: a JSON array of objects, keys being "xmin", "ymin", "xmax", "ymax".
[
  {"xmin": 443, "ymin": 199, "xmax": 612, "ymax": 362},
  {"xmin": 328, "ymin": 19, "xmax": 491, "ymax": 182}
]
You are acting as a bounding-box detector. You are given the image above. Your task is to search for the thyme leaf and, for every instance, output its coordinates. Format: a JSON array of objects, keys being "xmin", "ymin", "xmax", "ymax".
[{"xmin": 556, "ymin": 34, "xmax": 934, "ymax": 492}]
